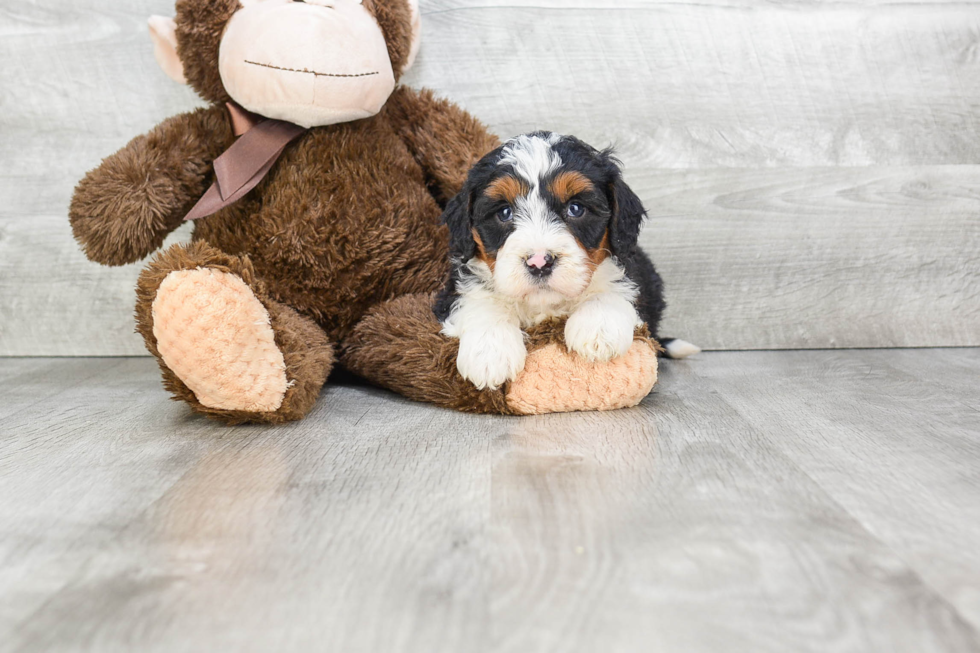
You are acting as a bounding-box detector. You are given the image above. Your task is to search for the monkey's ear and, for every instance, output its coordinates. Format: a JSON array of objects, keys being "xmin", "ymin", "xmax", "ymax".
[
  {"xmin": 609, "ymin": 175, "xmax": 647, "ymax": 257},
  {"xmin": 148, "ymin": 16, "xmax": 187, "ymax": 85},
  {"xmin": 403, "ymin": 0, "xmax": 422, "ymax": 72},
  {"xmin": 441, "ymin": 190, "xmax": 476, "ymax": 262}
]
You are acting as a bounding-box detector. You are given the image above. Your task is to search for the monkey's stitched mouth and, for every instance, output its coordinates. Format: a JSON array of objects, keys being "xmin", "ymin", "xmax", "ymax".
[{"xmin": 245, "ymin": 60, "xmax": 380, "ymax": 78}]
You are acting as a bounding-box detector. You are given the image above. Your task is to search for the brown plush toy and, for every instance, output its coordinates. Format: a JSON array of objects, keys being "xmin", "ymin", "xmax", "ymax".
[{"xmin": 69, "ymin": 0, "xmax": 661, "ymax": 424}]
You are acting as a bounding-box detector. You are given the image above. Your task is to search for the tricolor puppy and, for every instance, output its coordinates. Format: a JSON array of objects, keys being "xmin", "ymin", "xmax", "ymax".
[{"xmin": 435, "ymin": 131, "xmax": 698, "ymax": 390}]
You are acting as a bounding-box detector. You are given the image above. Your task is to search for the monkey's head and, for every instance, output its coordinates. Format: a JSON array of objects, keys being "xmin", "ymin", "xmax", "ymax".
[{"xmin": 149, "ymin": 0, "xmax": 421, "ymax": 128}]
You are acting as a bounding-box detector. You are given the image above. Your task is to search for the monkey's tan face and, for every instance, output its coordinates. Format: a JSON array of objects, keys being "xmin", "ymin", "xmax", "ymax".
[{"xmin": 219, "ymin": 0, "xmax": 397, "ymax": 128}]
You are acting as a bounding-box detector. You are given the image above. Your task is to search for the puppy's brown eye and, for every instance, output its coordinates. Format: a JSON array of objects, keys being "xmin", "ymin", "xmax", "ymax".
[
  {"xmin": 566, "ymin": 202, "xmax": 585, "ymax": 218},
  {"xmin": 498, "ymin": 206, "xmax": 514, "ymax": 222}
]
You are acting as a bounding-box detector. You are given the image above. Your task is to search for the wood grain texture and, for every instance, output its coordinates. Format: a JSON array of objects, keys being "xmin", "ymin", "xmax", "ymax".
[
  {"xmin": 0, "ymin": 357, "xmax": 128, "ymax": 423},
  {"xmin": 2, "ymin": 0, "xmax": 980, "ymax": 354},
  {"xmin": 410, "ymin": 2, "xmax": 980, "ymax": 166},
  {"xmin": 1, "ymin": 359, "xmax": 499, "ymax": 653},
  {"xmin": 1, "ymin": 351, "xmax": 979, "ymax": 652},
  {"xmin": 645, "ymin": 167, "xmax": 980, "ymax": 348},
  {"xmin": 693, "ymin": 348, "xmax": 980, "ymax": 630},
  {"xmin": 426, "ymin": 1, "xmax": 973, "ymax": 7},
  {"xmin": 491, "ymin": 363, "xmax": 980, "ymax": 653}
]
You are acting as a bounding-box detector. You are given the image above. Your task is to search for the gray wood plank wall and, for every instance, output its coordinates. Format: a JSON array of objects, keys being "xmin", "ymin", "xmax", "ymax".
[{"xmin": 1, "ymin": 0, "xmax": 978, "ymax": 356}]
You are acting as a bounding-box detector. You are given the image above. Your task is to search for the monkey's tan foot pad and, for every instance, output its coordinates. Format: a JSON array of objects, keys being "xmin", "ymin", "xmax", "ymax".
[
  {"xmin": 506, "ymin": 339, "xmax": 659, "ymax": 415},
  {"xmin": 152, "ymin": 269, "xmax": 289, "ymax": 413}
]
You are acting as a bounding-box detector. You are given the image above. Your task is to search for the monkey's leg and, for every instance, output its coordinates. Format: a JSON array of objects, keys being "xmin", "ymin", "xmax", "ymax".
[
  {"xmin": 341, "ymin": 294, "xmax": 660, "ymax": 415},
  {"xmin": 136, "ymin": 242, "xmax": 335, "ymax": 425}
]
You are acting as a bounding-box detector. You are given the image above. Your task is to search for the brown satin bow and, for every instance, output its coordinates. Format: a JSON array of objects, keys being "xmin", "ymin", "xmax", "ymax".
[{"xmin": 184, "ymin": 103, "xmax": 307, "ymax": 221}]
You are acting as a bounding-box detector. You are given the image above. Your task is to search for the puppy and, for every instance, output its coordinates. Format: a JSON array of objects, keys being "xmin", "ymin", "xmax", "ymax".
[{"xmin": 435, "ymin": 132, "xmax": 698, "ymax": 390}]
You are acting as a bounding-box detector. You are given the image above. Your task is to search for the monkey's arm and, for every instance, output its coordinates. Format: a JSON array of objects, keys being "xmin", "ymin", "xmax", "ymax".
[
  {"xmin": 387, "ymin": 87, "xmax": 500, "ymax": 205},
  {"xmin": 69, "ymin": 105, "xmax": 233, "ymax": 266}
]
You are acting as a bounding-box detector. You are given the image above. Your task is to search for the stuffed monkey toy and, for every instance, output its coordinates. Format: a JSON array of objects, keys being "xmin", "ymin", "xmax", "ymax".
[{"xmin": 69, "ymin": 0, "xmax": 661, "ymax": 424}]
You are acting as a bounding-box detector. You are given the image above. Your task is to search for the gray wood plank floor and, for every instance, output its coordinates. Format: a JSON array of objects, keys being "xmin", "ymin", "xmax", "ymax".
[{"xmin": 1, "ymin": 350, "xmax": 978, "ymax": 653}]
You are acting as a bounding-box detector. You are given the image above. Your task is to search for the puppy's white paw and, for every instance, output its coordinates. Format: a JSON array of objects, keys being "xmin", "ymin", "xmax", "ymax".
[
  {"xmin": 456, "ymin": 327, "xmax": 527, "ymax": 390},
  {"xmin": 565, "ymin": 301, "xmax": 637, "ymax": 362}
]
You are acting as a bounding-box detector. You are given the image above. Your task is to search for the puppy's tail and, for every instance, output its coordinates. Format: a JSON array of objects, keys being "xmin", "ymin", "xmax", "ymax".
[{"xmin": 658, "ymin": 338, "xmax": 702, "ymax": 360}]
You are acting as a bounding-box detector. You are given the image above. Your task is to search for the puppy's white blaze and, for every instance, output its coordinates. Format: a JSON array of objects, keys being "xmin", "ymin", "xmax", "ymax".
[
  {"xmin": 564, "ymin": 261, "xmax": 642, "ymax": 362},
  {"xmin": 442, "ymin": 260, "xmax": 527, "ymax": 390},
  {"xmin": 496, "ymin": 133, "xmax": 593, "ymax": 303},
  {"xmin": 665, "ymin": 339, "xmax": 702, "ymax": 359},
  {"xmin": 499, "ymin": 134, "xmax": 562, "ymax": 190}
]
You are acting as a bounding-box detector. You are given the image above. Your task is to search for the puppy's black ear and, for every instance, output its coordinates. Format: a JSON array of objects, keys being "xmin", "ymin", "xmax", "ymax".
[
  {"xmin": 434, "ymin": 189, "xmax": 475, "ymax": 323},
  {"xmin": 604, "ymin": 153, "xmax": 647, "ymax": 257},
  {"xmin": 609, "ymin": 177, "xmax": 647, "ymax": 257},
  {"xmin": 441, "ymin": 188, "xmax": 476, "ymax": 262}
]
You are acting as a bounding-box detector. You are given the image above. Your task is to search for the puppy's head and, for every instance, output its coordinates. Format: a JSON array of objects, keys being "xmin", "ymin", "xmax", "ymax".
[{"xmin": 442, "ymin": 132, "xmax": 647, "ymax": 304}]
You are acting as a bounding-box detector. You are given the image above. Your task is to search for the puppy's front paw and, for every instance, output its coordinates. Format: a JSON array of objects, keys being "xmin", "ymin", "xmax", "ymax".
[
  {"xmin": 456, "ymin": 328, "xmax": 527, "ymax": 390},
  {"xmin": 565, "ymin": 302, "xmax": 637, "ymax": 362}
]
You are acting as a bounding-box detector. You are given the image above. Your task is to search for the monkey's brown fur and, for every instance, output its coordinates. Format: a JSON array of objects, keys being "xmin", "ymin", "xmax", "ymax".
[{"xmin": 70, "ymin": 0, "xmax": 658, "ymax": 423}]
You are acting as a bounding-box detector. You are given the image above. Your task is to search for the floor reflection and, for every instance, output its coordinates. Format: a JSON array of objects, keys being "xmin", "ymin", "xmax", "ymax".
[{"xmin": 154, "ymin": 442, "xmax": 291, "ymax": 577}]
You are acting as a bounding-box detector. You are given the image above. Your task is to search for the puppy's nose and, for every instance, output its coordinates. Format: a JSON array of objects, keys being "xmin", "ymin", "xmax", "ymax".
[{"xmin": 525, "ymin": 252, "xmax": 556, "ymax": 277}]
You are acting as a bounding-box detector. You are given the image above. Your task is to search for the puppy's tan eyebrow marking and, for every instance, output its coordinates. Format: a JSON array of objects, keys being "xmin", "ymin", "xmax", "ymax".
[
  {"xmin": 485, "ymin": 176, "xmax": 529, "ymax": 203},
  {"xmin": 549, "ymin": 171, "xmax": 594, "ymax": 203}
]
